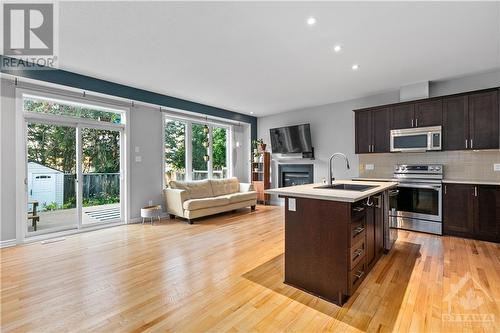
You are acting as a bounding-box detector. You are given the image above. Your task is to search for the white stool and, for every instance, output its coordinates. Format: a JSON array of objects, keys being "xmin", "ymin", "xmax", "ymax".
[{"xmin": 141, "ymin": 205, "xmax": 161, "ymax": 225}]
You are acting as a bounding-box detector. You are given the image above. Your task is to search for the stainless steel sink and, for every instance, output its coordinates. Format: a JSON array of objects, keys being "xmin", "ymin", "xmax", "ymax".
[{"xmin": 313, "ymin": 183, "xmax": 378, "ymax": 191}]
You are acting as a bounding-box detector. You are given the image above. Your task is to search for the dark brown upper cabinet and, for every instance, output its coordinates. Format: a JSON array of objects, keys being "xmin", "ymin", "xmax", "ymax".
[
  {"xmin": 443, "ymin": 95, "xmax": 468, "ymax": 150},
  {"xmin": 468, "ymin": 90, "xmax": 499, "ymax": 150},
  {"xmin": 390, "ymin": 104, "xmax": 414, "ymax": 129},
  {"xmin": 414, "ymin": 100, "xmax": 442, "ymax": 127},
  {"xmin": 443, "ymin": 89, "xmax": 499, "ymax": 151},
  {"xmin": 391, "ymin": 100, "xmax": 442, "ymax": 129},
  {"xmin": 354, "ymin": 87, "xmax": 499, "ymax": 154},
  {"xmin": 355, "ymin": 111, "xmax": 372, "ymax": 154},
  {"xmin": 355, "ymin": 108, "xmax": 390, "ymax": 154}
]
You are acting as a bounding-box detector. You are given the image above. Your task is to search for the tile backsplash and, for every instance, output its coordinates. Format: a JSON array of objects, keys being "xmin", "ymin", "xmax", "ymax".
[{"xmin": 359, "ymin": 150, "xmax": 500, "ymax": 181}]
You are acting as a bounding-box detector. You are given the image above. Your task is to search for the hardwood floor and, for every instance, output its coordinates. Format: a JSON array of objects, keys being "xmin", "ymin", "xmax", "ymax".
[{"xmin": 1, "ymin": 205, "xmax": 499, "ymax": 332}]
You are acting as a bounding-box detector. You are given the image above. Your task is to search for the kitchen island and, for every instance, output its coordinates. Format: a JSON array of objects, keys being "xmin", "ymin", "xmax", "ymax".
[{"xmin": 266, "ymin": 180, "xmax": 398, "ymax": 305}]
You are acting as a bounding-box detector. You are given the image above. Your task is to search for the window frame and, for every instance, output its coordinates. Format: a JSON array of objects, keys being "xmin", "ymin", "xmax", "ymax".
[
  {"xmin": 16, "ymin": 88, "xmax": 129, "ymax": 244},
  {"xmin": 163, "ymin": 113, "xmax": 232, "ymax": 187}
]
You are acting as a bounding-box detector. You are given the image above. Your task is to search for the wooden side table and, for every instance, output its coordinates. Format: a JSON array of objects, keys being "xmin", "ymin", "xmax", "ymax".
[{"xmin": 141, "ymin": 205, "xmax": 161, "ymax": 225}]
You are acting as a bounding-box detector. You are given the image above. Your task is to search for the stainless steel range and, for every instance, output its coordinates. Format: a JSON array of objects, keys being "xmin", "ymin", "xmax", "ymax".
[{"xmin": 390, "ymin": 164, "xmax": 443, "ymax": 235}]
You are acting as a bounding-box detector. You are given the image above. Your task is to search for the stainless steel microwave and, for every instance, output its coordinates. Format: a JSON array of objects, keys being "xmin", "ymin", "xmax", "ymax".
[{"xmin": 390, "ymin": 126, "xmax": 442, "ymax": 152}]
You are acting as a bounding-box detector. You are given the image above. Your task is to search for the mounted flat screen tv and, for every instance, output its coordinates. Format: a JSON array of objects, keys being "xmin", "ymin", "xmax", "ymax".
[{"xmin": 269, "ymin": 124, "xmax": 313, "ymax": 154}]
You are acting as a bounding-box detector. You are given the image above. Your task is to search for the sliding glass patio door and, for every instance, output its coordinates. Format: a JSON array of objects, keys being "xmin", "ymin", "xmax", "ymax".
[
  {"xmin": 26, "ymin": 122, "xmax": 79, "ymax": 234},
  {"xmin": 22, "ymin": 93, "xmax": 126, "ymax": 238},
  {"xmin": 81, "ymin": 127, "xmax": 122, "ymax": 225}
]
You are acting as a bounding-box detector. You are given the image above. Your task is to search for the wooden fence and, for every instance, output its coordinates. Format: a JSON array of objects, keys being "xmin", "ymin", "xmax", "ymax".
[{"xmin": 64, "ymin": 173, "xmax": 120, "ymax": 202}]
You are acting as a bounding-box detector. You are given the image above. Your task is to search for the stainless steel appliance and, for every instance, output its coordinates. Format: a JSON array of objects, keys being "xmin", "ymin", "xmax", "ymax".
[
  {"xmin": 390, "ymin": 126, "xmax": 442, "ymax": 152},
  {"xmin": 390, "ymin": 164, "xmax": 443, "ymax": 235}
]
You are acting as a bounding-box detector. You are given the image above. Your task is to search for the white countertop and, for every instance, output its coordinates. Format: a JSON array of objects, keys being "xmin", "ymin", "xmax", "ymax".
[
  {"xmin": 265, "ymin": 180, "xmax": 398, "ymax": 203},
  {"xmin": 355, "ymin": 177, "xmax": 500, "ymax": 186},
  {"xmin": 442, "ymin": 179, "xmax": 500, "ymax": 186}
]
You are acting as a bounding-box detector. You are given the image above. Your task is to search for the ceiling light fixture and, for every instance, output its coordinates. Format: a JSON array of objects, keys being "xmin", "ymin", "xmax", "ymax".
[
  {"xmin": 250, "ymin": 112, "xmax": 254, "ymax": 115},
  {"xmin": 307, "ymin": 17, "xmax": 317, "ymax": 26},
  {"xmin": 333, "ymin": 45, "xmax": 342, "ymax": 53},
  {"xmin": 352, "ymin": 64, "xmax": 360, "ymax": 71}
]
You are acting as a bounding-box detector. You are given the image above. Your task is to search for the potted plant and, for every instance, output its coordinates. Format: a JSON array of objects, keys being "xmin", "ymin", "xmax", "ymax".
[{"xmin": 253, "ymin": 138, "xmax": 267, "ymax": 152}]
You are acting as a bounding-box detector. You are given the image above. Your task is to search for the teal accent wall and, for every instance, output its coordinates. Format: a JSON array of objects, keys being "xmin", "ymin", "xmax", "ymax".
[{"xmin": 1, "ymin": 55, "xmax": 257, "ymax": 141}]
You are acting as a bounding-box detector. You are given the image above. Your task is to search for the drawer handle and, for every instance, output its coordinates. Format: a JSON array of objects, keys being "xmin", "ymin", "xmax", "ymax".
[
  {"xmin": 352, "ymin": 248, "xmax": 364, "ymax": 260},
  {"xmin": 353, "ymin": 206, "xmax": 365, "ymax": 213},
  {"xmin": 353, "ymin": 226, "xmax": 365, "ymax": 236},
  {"xmin": 353, "ymin": 270, "xmax": 365, "ymax": 280}
]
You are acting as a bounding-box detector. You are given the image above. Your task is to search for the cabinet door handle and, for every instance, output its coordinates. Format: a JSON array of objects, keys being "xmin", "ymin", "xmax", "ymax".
[
  {"xmin": 444, "ymin": 185, "xmax": 447, "ymax": 195},
  {"xmin": 411, "ymin": 119, "xmax": 414, "ymax": 127},
  {"xmin": 353, "ymin": 248, "xmax": 364, "ymax": 260},
  {"xmin": 415, "ymin": 118, "xmax": 418, "ymax": 127},
  {"xmin": 470, "ymin": 139, "xmax": 473, "ymax": 149},
  {"xmin": 465, "ymin": 139, "xmax": 468, "ymax": 149},
  {"xmin": 474, "ymin": 186, "xmax": 477, "ymax": 197},
  {"xmin": 353, "ymin": 226, "xmax": 365, "ymax": 236}
]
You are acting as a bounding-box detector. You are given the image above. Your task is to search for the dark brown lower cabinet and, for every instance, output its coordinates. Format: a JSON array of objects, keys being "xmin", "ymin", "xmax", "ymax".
[
  {"xmin": 443, "ymin": 183, "xmax": 500, "ymax": 243},
  {"xmin": 283, "ymin": 193, "xmax": 387, "ymax": 305},
  {"xmin": 365, "ymin": 195, "xmax": 385, "ymax": 269},
  {"xmin": 474, "ymin": 185, "xmax": 500, "ymax": 241}
]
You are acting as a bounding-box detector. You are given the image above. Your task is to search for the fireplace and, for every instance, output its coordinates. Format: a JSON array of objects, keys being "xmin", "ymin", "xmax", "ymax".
[{"xmin": 278, "ymin": 164, "xmax": 314, "ymax": 187}]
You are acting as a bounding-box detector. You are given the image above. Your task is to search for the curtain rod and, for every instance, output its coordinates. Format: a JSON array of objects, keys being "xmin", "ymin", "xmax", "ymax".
[{"xmin": 3, "ymin": 74, "xmax": 250, "ymax": 127}]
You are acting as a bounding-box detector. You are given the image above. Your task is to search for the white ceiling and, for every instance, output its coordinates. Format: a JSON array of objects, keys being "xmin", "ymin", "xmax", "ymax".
[{"xmin": 57, "ymin": 1, "xmax": 500, "ymax": 116}]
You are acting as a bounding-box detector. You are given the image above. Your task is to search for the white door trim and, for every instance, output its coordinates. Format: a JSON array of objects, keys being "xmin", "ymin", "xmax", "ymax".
[{"xmin": 15, "ymin": 88, "xmax": 130, "ymax": 244}]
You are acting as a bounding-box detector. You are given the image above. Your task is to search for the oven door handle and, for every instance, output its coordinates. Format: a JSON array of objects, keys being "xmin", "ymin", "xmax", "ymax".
[{"xmin": 398, "ymin": 184, "xmax": 441, "ymax": 191}]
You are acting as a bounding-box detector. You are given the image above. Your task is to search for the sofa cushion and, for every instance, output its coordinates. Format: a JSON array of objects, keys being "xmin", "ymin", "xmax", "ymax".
[
  {"xmin": 169, "ymin": 179, "xmax": 214, "ymax": 199},
  {"xmin": 210, "ymin": 177, "xmax": 240, "ymax": 197},
  {"xmin": 183, "ymin": 196, "xmax": 229, "ymax": 211},
  {"xmin": 226, "ymin": 191, "xmax": 258, "ymax": 204}
]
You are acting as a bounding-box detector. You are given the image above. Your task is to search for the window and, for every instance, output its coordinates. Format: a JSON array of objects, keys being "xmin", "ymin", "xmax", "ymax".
[
  {"xmin": 164, "ymin": 119, "xmax": 186, "ymax": 184},
  {"xmin": 212, "ymin": 127, "xmax": 228, "ymax": 179},
  {"xmin": 24, "ymin": 95, "xmax": 123, "ymax": 124},
  {"xmin": 163, "ymin": 115, "xmax": 231, "ymax": 185},
  {"xmin": 192, "ymin": 123, "xmax": 209, "ymax": 180}
]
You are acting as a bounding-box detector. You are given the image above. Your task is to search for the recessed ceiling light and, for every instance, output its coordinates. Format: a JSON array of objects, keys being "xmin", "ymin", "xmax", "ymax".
[
  {"xmin": 352, "ymin": 64, "xmax": 360, "ymax": 71},
  {"xmin": 307, "ymin": 17, "xmax": 317, "ymax": 26},
  {"xmin": 250, "ymin": 112, "xmax": 254, "ymax": 115},
  {"xmin": 333, "ymin": 45, "xmax": 342, "ymax": 53}
]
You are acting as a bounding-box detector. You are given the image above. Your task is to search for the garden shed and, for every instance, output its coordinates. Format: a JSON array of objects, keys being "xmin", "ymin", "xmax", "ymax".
[{"xmin": 27, "ymin": 162, "xmax": 64, "ymax": 210}]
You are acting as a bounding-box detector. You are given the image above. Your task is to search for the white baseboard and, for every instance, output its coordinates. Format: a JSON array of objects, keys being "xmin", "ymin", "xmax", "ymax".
[{"xmin": 0, "ymin": 239, "xmax": 17, "ymax": 248}]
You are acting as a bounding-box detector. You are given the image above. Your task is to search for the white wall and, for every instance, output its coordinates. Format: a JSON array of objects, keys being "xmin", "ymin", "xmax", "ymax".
[
  {"xmin": 257, "ymin": 91, "xmax": 399, "ymax": 195},
  {"xmin": 1, "ymin": 78, "xmax": 17, "ymax": 242},
  {"xmin": 0, "ymin": 78, "xmax": 252, "ymax": 242},
  {"xmin": 257, "ymin": 69, "xmax": 500, "ymax": 201}
]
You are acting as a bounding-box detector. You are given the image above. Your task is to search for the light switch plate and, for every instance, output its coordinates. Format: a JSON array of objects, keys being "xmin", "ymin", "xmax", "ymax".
[
  {"xmin": 365, "ymin": 164, "xmax": 375, "ymax": 170},
  {"xmin": 135, "ymin": 146, "xmax": 140, "ymax": 153},
  {"xmin": 288, "ymin": 198, "xmax": 296, "ymax": 211},
  {"xmin": 494, "ymin": 164, "xmax": 500, "ymax": 172},
  {"xmin": 135, "ymin": 156, "xmax": 142, "ymax": 162}
]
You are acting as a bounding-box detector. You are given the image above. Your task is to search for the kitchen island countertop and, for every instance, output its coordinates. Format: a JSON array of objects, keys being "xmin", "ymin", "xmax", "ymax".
[{"xmin": 265, "ymin": 180, "xmax": 398, "ymax": 203}]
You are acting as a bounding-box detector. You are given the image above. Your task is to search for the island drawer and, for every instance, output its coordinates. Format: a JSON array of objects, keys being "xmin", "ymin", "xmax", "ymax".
[
  {"xmin": 348, "ymin": 257, "xmax": 367, "ymax": 295},
  {"xmin": 350, "ymin": 239, "xmax": 365, "ymax": 269},
  {"xmin": 351, "ymin": 201, "xmax": 367, "ymax": 222},
  {"xmin": 350, "ymin": 220, "xmax": 366, "ymax": 246}
]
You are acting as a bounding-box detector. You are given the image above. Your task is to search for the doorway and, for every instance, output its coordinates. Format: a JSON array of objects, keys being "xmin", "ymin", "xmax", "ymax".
[{"xmin": 19, "ymin": 92, "xmax": 127, "ymax": 239}]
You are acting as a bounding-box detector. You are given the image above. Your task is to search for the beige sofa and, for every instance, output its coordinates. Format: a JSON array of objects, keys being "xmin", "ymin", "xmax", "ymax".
[{"xmin": 164, "ymin": 177, "xmax": 257, "ymax": 224}]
